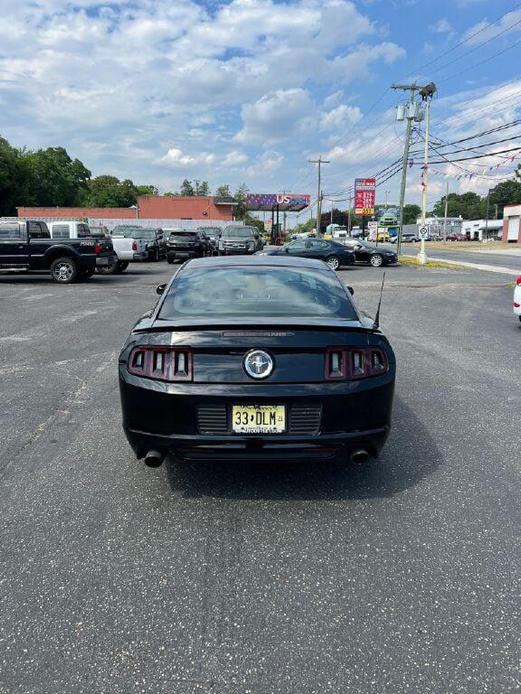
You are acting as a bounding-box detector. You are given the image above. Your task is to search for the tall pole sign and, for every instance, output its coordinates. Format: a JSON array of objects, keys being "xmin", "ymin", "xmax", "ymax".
[{"xmin": 354, "ymin": 178, "xmax": 376, "ymax": 217}]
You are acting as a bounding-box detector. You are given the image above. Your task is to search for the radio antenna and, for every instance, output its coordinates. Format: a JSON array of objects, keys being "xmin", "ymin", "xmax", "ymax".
[{"xmin": 372, "ymin": 272, "xmax": 386, "ymax": 331}]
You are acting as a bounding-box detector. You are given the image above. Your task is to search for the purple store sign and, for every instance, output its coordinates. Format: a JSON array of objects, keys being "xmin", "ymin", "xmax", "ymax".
[{"xmin": 246, "ymin": 193, "xmax": 311, "ymax": 211}]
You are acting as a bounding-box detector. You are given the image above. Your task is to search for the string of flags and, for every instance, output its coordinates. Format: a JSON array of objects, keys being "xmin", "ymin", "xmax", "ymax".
[{"xmin": 414, "ymin": 148, "xmax": 521, "ymax": 183}]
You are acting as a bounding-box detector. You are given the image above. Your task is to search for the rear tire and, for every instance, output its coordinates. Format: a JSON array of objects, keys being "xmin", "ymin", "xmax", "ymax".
[
  {"xmin": 167, "ymin": 257, "xmax": 175, "ymax": 264},
  {"xmin": 50, "ymin": 257, "xmax": 78, "ymax": 284}
]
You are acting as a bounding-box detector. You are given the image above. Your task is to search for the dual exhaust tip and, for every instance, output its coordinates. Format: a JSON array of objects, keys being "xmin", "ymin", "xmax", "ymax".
[{"xmin": 144, "ymin": 448, "xmax": 371, "ymax": 467}]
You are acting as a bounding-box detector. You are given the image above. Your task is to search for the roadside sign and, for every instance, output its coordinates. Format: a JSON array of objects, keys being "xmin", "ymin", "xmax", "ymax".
[
  {"xmin": 367, "ymin": 220, "xmax": 378, "ymax": 240},
  {"xmin": 418, "ymin": 226, "xmax": 428, "ymax": 240},
  {"xmin": 354, "ymin": 178, "xmax": 376, "ymax": 216}
]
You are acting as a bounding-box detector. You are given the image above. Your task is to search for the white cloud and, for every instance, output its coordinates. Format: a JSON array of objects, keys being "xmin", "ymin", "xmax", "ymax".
[
  {"xmin": 246, "ymin": 150, "xmax": 284, "ymax": 177},
  {"xmin": 236, "ymin": 89, "xmax": 315, "ymax": 144},
  {"xmin": 161, "ymin": 148, "xmax": 216, "ymax": 167},
  {"xmin": 320, "ymin": 105, "xmax": 362, "ymax": 130},
  {"xmin": 430, "ymin": 18, "xmax": 453, "ymax": 34},
  {"xmin": 463, "ymin": 9, "xmax": 521, "ymax": 45},
  {"xmin": 0, "ymin": 0, "xmax": 407, "ymax": 189}
]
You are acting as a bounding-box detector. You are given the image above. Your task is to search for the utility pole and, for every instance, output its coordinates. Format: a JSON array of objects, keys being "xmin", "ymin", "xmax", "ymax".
[
  {"xmin": 392, "ymin": 81, "xmax": 436, "ymax": 258},
  {"xmin": 347, "ymin": 193, "xmax": 352, "ymax": 236},
  {"xmin": 418, "ymin": 88, "xmax": 435, "ymax": 264},
  {"xmin": 443, "ymin": 180, "xmax": 449, "ymax": 242},
  {"xmin": 309, "ymin": 156, "xmax": 330, "ymax": 235},
  {"xmin": 485, "ymin": 189, "xmax": 490, "ymax": 241},
  {"xmin": 393, "ymin": 83, "xmax": 418, "ymax": 257}
]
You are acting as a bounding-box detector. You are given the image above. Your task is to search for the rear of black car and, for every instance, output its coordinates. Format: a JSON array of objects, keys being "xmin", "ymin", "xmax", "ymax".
[
  {"xmin": 166, "ymin": 230, "xmax": 206, "ymax": 262},
  {"xmin": 119, "ymin": 258, "xmax": 395, "ymax": 464}
]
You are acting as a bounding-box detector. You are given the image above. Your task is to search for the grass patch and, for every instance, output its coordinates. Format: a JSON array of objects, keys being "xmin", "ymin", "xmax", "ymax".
[{"xmin": 399, "ymin": 255, "xmax": 466, "ymax": 270}]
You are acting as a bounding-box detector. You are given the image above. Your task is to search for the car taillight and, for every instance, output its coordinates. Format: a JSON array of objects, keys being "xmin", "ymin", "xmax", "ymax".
[
  {"xmin": 516, "ymin": 276, "xmax": 521, "ymax": 286},
  {"xmin": 132, "ymin": 240, "xmax": 138, "ymax": 251},
  {"xmin": 94, "ymin": 241, "xmax": 101, "ymax": 255},
  {"xmin": 325, "ymin": 347, "xmax": 388, "ymax": 381},
  {"xmin": 127, "ymin": 347, "xmax": 192, "ymax": 381}
]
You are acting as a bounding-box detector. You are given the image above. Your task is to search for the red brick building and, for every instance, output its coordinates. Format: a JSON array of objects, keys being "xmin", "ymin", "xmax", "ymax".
[{"xmin": 17, "ymin": 196, "xmax": 237, "ymax": 222}]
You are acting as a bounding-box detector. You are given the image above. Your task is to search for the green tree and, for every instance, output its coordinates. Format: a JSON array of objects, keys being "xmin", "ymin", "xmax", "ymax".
[
  {"xmin": 0, "ymin": 137, "xmax": 34, "ymax": 214},
  {"xmin": 403, "ymin": 204, "xmax": 421, "ymax": 224},
  {"xmin": 194, "ymin": 180, "xmax": 210, "ymax": 196},
  {"xmin": 215, "ymin": 184, "xmax": 231, "ymax": 198},
  {"xmin": 432, "ymin": 192, "xmax": 485, "ymax": 220},
  {"xmin": 180, "ymin": 179, "xmax": 195, "ymax": 196},
  {"xmin": 234, "ymin": 183, "xmax": 249, "ymax": 220},
  {"xmin": 81, "ymin": 176, "xmax": 158, "ymax": 207},
  {"xmin": 488, "ymin": 177, "xmax": 521, "ymax": 217},
  {"xmin": 25, "ymin": 146, "xmax": 90, "ymax": 206}
]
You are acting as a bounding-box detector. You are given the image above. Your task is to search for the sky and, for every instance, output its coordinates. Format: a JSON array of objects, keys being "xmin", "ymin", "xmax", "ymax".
[{"xmin": 1, "ymin": 0, "xmax": 521, "ymax": 213}]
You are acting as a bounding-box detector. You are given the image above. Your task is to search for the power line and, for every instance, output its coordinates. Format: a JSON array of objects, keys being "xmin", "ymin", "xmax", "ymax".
[
  {"xmin": 438, "ymin": 37, "xmax": 521, "ymax": 84},
  {"xmin": 427, "ymin": 14, "xmax": 521, "ymax": 78},
  {"xmin": 407, "ymin": 1, "xmax": 521, "ymax": 75}
]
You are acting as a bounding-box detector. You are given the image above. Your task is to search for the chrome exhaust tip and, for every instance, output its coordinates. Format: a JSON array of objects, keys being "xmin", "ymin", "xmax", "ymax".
[
  {"xmin": 144, "ymin": 450, "xmax": 165, "ymax": 468},
  {"xmin": 350, "ymin": 449, "xmax": 370, "ymax": 464}
]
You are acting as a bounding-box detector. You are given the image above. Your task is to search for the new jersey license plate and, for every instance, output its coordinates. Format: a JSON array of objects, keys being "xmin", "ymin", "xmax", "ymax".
[{"xmin": 232, "ymin": 405, "xmax": 286, "ymax": 434}]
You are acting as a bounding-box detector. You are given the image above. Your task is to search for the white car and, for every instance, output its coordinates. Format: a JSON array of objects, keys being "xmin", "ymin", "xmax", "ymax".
[{"xmin": 514, "ymin": 276, "xmax": 521, "ymax": 322}]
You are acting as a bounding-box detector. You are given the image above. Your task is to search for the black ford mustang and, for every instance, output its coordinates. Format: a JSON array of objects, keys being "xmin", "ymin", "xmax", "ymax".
[{"xmin": 119, "ymin": 256, "xmax": 395, "ymax": 467}]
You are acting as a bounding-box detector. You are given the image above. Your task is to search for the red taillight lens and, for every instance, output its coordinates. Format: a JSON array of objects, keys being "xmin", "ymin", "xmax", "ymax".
[
  {"xmin": 514, "ymin": 302, "xmax": 520, "ymax": 308},
  {"xmin": 325, "ymin": 347, "xmax": 388, "ymax": 381},
  {"xmin": 132, "ymin": 240, "xmax": 138, "ymax": 251},
  {"xmin": 127, "ymin": 347, "xmax": 192, "ymax": 381},
  {"xmin": 516, "ymin": 276, "xmax": 521, "ymax": 286},
  {"xmin": 94, "ymin": 241, "xmax": 101, "ymax": 255}
]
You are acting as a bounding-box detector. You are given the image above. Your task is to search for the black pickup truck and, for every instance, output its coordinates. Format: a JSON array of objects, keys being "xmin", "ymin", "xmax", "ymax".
[{"xmin": 0, "ymin": 220, "xmax": 98, "ymax": 283}]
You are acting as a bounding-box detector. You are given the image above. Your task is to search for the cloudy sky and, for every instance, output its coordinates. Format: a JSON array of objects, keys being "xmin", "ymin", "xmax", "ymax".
[{"xmin": 1, "ymin": 0, "xmax": 521, "ymax": 209}]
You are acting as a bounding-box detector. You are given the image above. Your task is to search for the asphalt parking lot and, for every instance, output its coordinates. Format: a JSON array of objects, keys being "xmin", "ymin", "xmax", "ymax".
[{"xmin": 1, "ymin": 262, "xmax": 520, "ymax": 693}]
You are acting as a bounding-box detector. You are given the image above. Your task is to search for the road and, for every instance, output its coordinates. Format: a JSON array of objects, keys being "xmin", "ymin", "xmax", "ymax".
[
  {"xmin": 401, "ymin": 244, "xmax": 521, "ymax": 272},
  {"xmin": 0, "ymin": 262, "xmax": 520, "ymax": 693}
]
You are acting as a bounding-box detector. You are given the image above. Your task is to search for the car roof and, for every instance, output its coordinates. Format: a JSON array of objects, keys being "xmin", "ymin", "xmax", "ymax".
[{"xmin": 184, "ymin": 255, "xmax": 333, "ymax": 270}]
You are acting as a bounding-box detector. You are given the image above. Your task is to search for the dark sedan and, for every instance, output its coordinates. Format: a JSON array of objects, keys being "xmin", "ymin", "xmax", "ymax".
[
  {"xmin": 343, "ymin": 238, "xmax": 398, "ymax": 267},
  {"xmin": 259, "ymin": 238, "xmax": 355, "ymax": 270},
  {"xmin": 119, "ymin": 256, "xmax": 396, "ymax": 468}
]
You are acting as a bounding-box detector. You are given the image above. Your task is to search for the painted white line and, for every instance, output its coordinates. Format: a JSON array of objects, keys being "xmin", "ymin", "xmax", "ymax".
[{"xmin": 427, "ymin": 256, "xmax": 520, "ymax": 276}]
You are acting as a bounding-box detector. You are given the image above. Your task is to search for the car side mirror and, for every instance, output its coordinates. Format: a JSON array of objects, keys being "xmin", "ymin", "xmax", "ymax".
[
  {"xmin": 347, "ymin": 286, "xmax": 354, "ymax": 296},
  {"xmin": 284, "ymin": 246, "xmax": 290, "ymax": 253},
  {"xmin": 156, "ymin": 283, "xmax": 166, "ymax": 295}
]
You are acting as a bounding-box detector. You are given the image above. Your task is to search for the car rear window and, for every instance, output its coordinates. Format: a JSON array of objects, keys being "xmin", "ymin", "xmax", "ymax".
[
  {"xmin": 222, "ymin": 227, "xmax": 255, "ymax": 238},
  {"xmin": 170, "ymin": 231, "xmax": 197, "ymax": 238},
  {"xmin": 159, "ymin": 266, "xmax": 357, "ymax": 320}
]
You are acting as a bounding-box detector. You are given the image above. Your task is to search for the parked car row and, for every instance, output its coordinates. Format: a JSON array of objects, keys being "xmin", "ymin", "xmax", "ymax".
[
  {"xmin": 259, "ymin": 237, "xmax": 398, "ymax": 270},
  {"xmin": 0, "ymin": 218, "xmax": 270, "ymax": 283}
]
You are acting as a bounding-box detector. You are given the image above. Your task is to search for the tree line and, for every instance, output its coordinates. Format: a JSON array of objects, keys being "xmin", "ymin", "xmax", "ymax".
[{"xmin": 0, "ymin": 136, "xmax": 248, "ymax": 216}]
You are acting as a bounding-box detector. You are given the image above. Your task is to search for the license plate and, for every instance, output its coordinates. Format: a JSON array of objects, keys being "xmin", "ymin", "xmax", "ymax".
[
  {"xmin": 96, "ymin": 257, "xmax": 110, "ymax": 265},
  {"xmin": 232, "ymin": 405, "xmax": 286, "ymax": 434}
]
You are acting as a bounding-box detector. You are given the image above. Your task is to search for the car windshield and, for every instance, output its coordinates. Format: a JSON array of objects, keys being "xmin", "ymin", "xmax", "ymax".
[
  {"xmin": 222, "ymin": 227, "xmax": 254, "ymax": 238},
  {"xmin": 199, "ymin": 228, "xmax": 220, "ymax": 238},
  {"xmin": 159, "ymin": 266, "xmax": 357, "ymax": 319}
]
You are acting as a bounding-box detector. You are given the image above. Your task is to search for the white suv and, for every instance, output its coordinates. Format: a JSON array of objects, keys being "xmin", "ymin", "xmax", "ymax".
[{"xmin": 514, "ymin": 275, "xmax": 521, "ymax": 322}]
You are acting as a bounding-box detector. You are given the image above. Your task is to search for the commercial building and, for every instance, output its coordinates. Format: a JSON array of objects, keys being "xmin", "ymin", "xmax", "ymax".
[
  {"xmin": 502, "ymin": 204, "xmax": 521, "ymax": 243},
  {"xmin": 17, "ymin": 195, "xmax": 238, "ymax": 225},
  {"xmin": 461, "ymin": 219, "xmax": 503, "ymax": 241}
]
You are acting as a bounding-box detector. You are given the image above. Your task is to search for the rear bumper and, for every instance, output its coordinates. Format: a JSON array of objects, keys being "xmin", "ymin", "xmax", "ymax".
[
  {"xmin": 167, "ymin": 249, "xmax": 201, "ymax": 260},
  {"xmin": 96, "ymin": 254, "xmax": 115, "ymax": 267},
  {"xmin": 119, "ymin": 375, "xmax": 394, "ymax": 462}
]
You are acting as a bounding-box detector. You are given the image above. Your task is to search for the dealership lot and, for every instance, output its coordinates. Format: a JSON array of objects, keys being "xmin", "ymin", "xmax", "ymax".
[{"xmin": 0, "ymin": 263, "xmax": 520, "ymax": 693}]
